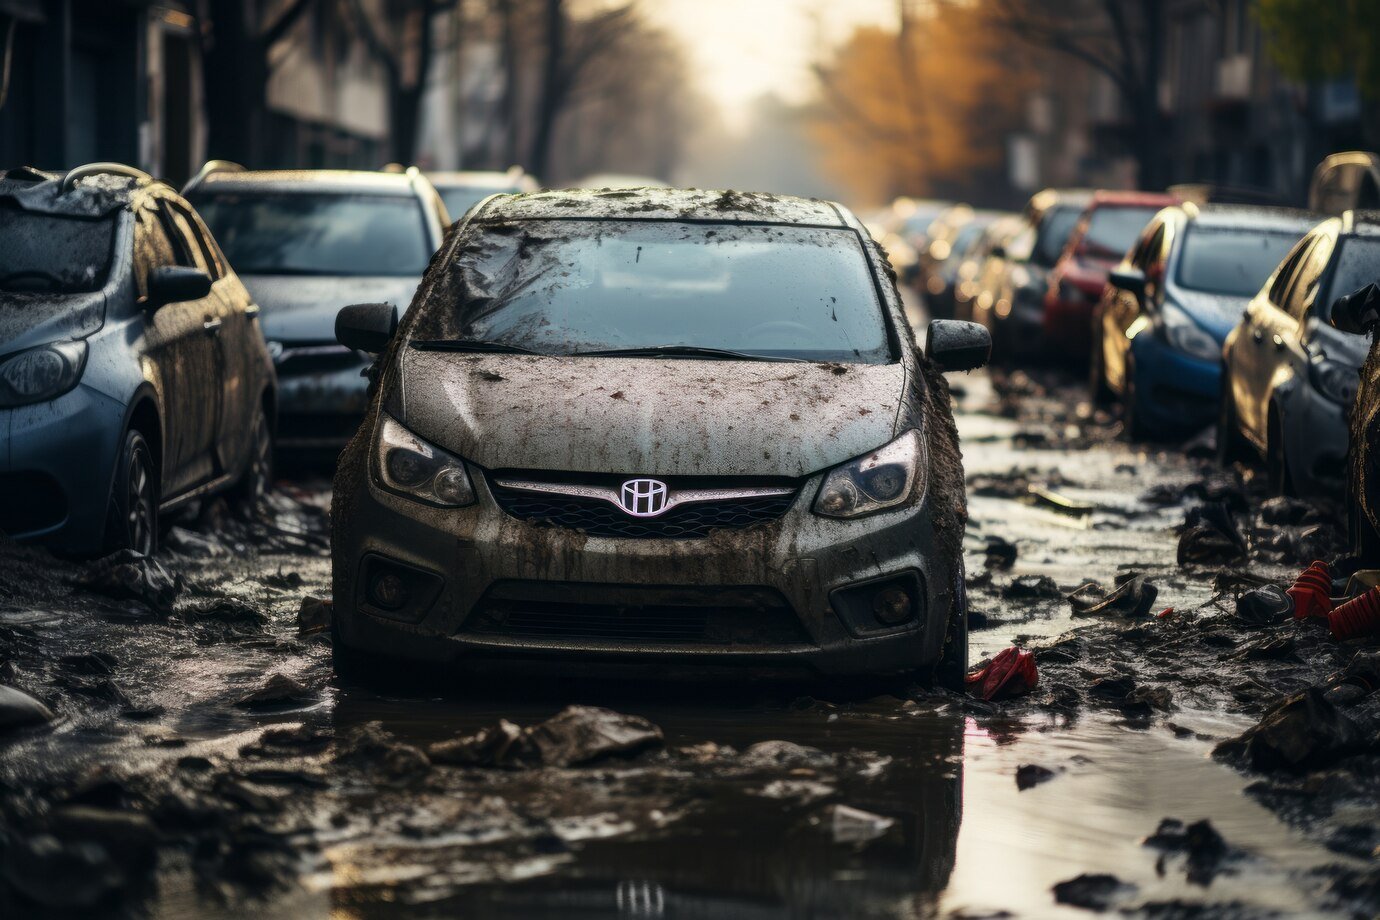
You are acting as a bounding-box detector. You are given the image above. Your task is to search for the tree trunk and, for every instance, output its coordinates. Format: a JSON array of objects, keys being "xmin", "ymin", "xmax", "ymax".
[
  {"xmin": 529, "ymin": 0, "xmax": 565, "ymax": 180},
  {"xmin": 388, "ymin": 5, "xmax": 437, "ymax": 165},
  {"xmin": 1131, "ymin": 0, "xmax": 1164, "ymax": 189},
  {"xmin": 201, "ymin": 0, "xmax": 264, "ymax": 165}
]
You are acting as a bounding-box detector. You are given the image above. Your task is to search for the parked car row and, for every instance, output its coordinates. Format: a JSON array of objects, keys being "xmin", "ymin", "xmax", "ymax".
[{"xmin": 905, "ymin": 153, "xmax": 1380, "ymax": 565}]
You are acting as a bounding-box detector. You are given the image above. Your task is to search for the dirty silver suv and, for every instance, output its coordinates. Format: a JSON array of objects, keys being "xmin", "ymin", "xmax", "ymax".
[{"xmin": 330, "ymin": 188, "xmax": 989, "ymax": 685}]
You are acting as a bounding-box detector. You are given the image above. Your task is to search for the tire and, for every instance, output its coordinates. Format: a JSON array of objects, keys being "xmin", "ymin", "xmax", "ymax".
[
  {"xmin": 106, "ymin": 429, "xmax": 158, "ymax": 556},
  {"xmin": 933, "ymin": 569, "xmax": 969, "ymax": 692},
  {"xmin": 230, "ymin": 406, "xmax": 273, "ymax": 511},
  {"xmin": 1089, "ymin": 336, "xmax": 1113, "ymax": 406},
  {"xmin": 330, "ymin": 613, "xmax": 383, "ymax": 685},
  {"xmin": 1266, "ymin": 409, "xmax": 1295, "ymax": 497},
  {"xmin": 1216, "ymin": 377, "xmax": 1247, "ymax": 467},
  {"xmin": 1123, "ymin": 355, "xmax": 1147, "ymax": 441}
]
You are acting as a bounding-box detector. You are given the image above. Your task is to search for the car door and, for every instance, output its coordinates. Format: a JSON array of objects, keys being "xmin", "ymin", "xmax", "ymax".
[
  {"xmin": 1236, "ymin": 234, "xmax": 1315, "ymax": 443},
  {"xmin": 1275, "ymin": 229, "xmax": 1336, "ymax": 403},
  {"xmin": 146, "ymin": 198, "xmax": 223, "ymax": 493},
  {"xmin": 1107, "ymin": 221, "xmax": 1165, "ymax": 391}
]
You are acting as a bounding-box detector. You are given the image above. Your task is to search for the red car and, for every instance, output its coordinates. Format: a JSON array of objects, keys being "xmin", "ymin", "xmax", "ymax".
[{"xmin": 1043, "ymin": 191, "xmax": 1178, "ymax": 356}]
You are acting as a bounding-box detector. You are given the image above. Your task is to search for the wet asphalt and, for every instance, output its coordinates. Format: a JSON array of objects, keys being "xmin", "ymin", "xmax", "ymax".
[{"xmin": 0, "ymin": 364, "xmax": 1377, "ymax": 919}]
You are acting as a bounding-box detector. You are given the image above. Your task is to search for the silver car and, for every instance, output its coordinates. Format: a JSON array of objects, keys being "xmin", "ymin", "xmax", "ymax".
[
  {"xmin": 328, "ymin": 188, "xmax": 989, "ymax": 684},
  {"xmin": 185, "ymin": 164, "xmax": 449, "ymax": 454},
  {"xmin": 1220, "ymin": 211, "xmax": 1379, "ymax": 496}
]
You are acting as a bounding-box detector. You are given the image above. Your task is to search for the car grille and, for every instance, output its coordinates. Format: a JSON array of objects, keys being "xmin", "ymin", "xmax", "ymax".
[
  {"xmin": 464, "ymin": 582, "xmax": 811, "ymax": 646},
  {"xmin": 275, "ymin": 343, "xmax": 367, "ymax": 378},
  {"xmin": 488, "ymin": 480, "xmax": 798, "ymax": 539}
]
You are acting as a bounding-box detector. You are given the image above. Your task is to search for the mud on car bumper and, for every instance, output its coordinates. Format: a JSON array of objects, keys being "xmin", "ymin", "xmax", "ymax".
[{"xmin": 333, "ymin": 472, "xmax": 958, "ymax": 678}]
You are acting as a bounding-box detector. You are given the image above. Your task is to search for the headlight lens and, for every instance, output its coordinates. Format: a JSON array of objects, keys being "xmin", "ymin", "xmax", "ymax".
[
  {"xmin": 814, "ymin": 430, "xmax": 925, "ymax": 519},
  {"xmin": 1309, "ymin": 356, "xmax": 1359, "ymax": 406},
  {"xmin": 0, "ymin": 341, "xmax": 88, "ymax": 408},
  {"xmin": 1160, "ymin": 305, "xmax": 1219, "ymax": 362},
  {"xmin": 374, "ymin": 414, "xmax": 476, "ymax": 507}
]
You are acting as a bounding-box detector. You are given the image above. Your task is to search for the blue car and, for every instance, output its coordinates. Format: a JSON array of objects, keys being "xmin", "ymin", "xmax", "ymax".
[
  {"xmin": 0, "ymin": 164, "xmax": 276, "ymax": 556},
  {"xmin": 1091, "ymin": 203, "xmax": 1316, "ymax": 439}
]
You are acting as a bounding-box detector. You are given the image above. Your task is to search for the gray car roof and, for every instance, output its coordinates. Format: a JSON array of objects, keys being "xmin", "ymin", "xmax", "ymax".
[
  {"xmin": 194, "ymin": 169, "xmax": 423, "ymax": 196},
  {"xmin": 0, "ymin": 167, "xmax": 145, "ymax": 218},
  {"xmin": 472, "ymin": 187, "xmax": 851, "ymax": 227},
  {"xmin": 1190, "ymin": 203, "xmax": 1318, "ymax": 233}
]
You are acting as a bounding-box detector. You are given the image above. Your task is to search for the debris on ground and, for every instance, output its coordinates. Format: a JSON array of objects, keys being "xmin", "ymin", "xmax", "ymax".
[
  {"xmin": 429, "ymin": 705, "xmax": 663, "ymax": 768},
  {"xmin": 1002, "ymin": 574, "xmax": 1061, "ymax": 601},
  {"xmin": 77, "ymin": 550, "xmax": 182, "ymax": 616},
  {"xmin": 1027, "ymin": 484, "xmax": 1095, "ymax": 517},
  {"xmin": 1144, "ymin": 818, "xmax": 1239, "ymax": 885},
  {"xmin": 0, "ymin": 685, "xmax": 54, "ymax": 732},
  {"xmin": 1052, "ymin": 873, "xmax": 1137, "ymax": 910},
  {"xmin": 829, "ymin": 804, "xmax": 895, "ymax": 844},
  {"xmin": 235, "ymin": 673, "xmax": 316, "ymax": 709},
  {"xmin": 1016, "ymin": 763, "xmax": 1056, "ymax": 790},
  {"xmin": 296, "ymin": 596, "xmax": 331, "ymax": 637},
  {"xmin": 1288, "ymin": 561, "xmax": 1334, "ymax": 621},
  {"xmin": 1330, "ymin": 586, "xmax": 1380, "ymax": 640},
  {"xmin": 983, "ymin": 535, "xmax": 1018, "ymax": 569},
  {"xmin": 1234, "ymin": 584, "xmax": 1294, "ymax": 625},
  {"xmin": 966, "ymin": 647, "xmax": 1038, "ymax": 701},
  {"xmin": 1215, "ymin": 689, "xmax": 1367, "ymax": 772},
  {"xmin": 1178, "ymin": 503, "xmax": 1247, "ymax": 566},
  {"xmin": 1067, "ymin": 573, "xmax": 1158, "ymax": 618}
]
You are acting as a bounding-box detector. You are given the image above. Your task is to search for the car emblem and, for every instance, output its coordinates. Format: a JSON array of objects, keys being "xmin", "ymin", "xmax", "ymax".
[{"xmin": 619, "ymin": 478, "xmax": 669, "ymax": 517}]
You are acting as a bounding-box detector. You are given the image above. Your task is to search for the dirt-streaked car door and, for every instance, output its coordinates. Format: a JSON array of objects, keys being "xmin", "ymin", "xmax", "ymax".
[{"xmin": 1235, "ymin": 234, "xmax": 1314, "ymax": 444}]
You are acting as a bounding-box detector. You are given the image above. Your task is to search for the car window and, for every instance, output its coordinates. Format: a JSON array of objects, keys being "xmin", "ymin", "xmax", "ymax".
[
  {"xmin": 1283, "ymin": 233, "xmax": 1335, "ymax": 321},
  {"xmin": 1320, "ymin": 235, "xmax": 1380, "ymax": 317},
  {"xmin": 158, "ymin": 202, "xmax": 209, "ymax": 273},
  {"xmin": 171, "ymin": 200, "xmax": 225, "ymax": 279},
  {"xmin": 190, "ymin": 191, "xmax": 432, "ymax": 276},
  {"xmin": 134, "ymin": 204, "xmax": 179, "ymax": 299},
  {"xmin": 0, "ymin": 204, "xmax": 117, "ymax": 294},
  {"xmin": 1032, "ymin": 206, "xmax": 1081, "ymax": 266},
  {"xmin": 1083, "ymin": 206, "xmax": 1161, "ymax": 258},
  {"xmin": 438, "ymin": 186, "xmax": 516, "ymax": 220},
  {"xmin": 1267, "ymin": 235, "xmax": 1314, "ymax": 308},
  {"xmin": 413, "ymin": 220, "xmax": 893, "ymax": 364},
  {"xmin": 1174, "ymin": 227, "xmax": 1303, "ymax": 298}
]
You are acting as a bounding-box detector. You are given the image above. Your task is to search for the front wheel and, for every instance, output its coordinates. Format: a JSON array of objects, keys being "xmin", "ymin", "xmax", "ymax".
[
  {"xmin": 106, "ymin": 429, "xmax": 158, "ymax": 556},
  {"xmin": 1089, "ymin": 336, "xmax": 1113, "ymax": 406},
  {"xmin": 1123, "ymin": 355, "xmax": 1147, "ymax": 441},
  {"xmin": 1216, "ymin": 378, "xmax": 1247, "ymax": 466},
  {"xmin": 1266, "ymin": 410, "xmax": 1295, "ymax": 497},
  {"xmin": 933, "ymin": 571, "xmax": 969, "ymax": 692}
]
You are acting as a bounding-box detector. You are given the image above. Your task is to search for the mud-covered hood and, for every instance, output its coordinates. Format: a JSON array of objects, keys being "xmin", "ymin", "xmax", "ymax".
[
  {"xmin": 243, "ymin": 275, "xmax": 420, "ymax": 344},
  {"xmin": 397, "ymin": 350, "xmax": 908, "ymax": 477},
  {"xmin": 0, "ymin": 290, "xmax": 105, "ymax": 353}
]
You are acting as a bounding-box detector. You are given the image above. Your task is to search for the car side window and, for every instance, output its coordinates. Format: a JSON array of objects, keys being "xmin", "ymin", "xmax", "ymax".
[
  {"xmin": 171, "ymin": 201, "xmax": 225, "ymax": 280},
  {"xmin": 1129, "ymin": 222, "xmax": 1158, "ymax": 269},
  {"xmin": 1284, "ymin": 233, "xmax": 1335, "ymax": 322},
  {"xmin": 1267, "ymin": 235, "xmax": 1313, "ymax": 308},
  {"xmin": 133, "ymin": 204, "xmax": 179, "ymax": 300},
  {"xmin": 156, "ymin": 201, "xmax": 209, "ymax": 274}
]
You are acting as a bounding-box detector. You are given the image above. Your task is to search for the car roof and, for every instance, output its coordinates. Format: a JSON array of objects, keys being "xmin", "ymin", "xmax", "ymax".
[
  {"xmin": 1187, "ymin": 203, "xmax": 1318, "ymax": 233},
  {"xmin": 471, "ymin": 187, "xmax": 852, "ymax": 228},
  {"xmin": 0, "ymin": 165, "xmax": 161, "ymax": 218},
  {"xmin": 192, "ymin": 168, "xmax": 425, "ymax": 196}
]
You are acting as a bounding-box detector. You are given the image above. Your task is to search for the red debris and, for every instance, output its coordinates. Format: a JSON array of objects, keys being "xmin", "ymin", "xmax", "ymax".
[
  {"xmin": 1157, "ymin": 607, "xmax": 1175, "ymax": 619},
  {"xmin": 1288, "ymin": 561, "xmax": 1333, "ymax": 621},
  {"xmin": 1329, "ymin": 586, "xmax": 1380, "ymax": 641},
  {"xmin": 966, "ymin": 647, "xmax": 1038, "ymax": 701}
]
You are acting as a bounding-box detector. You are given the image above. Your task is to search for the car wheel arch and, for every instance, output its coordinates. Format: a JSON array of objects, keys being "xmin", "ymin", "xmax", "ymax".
[{"xmin": 122, "ymin": 392, "xmax": 164, "ymax": 487}]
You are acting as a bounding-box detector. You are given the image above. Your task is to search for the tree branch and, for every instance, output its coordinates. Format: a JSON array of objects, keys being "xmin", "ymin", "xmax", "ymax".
[{"xmin": 262, "ymin": 0, "xmax": 316, "ymax": 49}]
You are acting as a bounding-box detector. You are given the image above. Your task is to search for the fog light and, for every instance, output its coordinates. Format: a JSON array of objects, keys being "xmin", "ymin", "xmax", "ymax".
[
  {"xmin": 872, "ymin": 586, "xmax": 912, "ymax": 625},
  {"xmin": 371, "ymin": 573, "xmax": 408, "ymax": 610}
]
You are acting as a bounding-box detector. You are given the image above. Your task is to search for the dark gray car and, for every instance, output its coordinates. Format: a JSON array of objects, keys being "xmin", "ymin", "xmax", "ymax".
[
  {"xmin": 185, "ymin": 165, "xmax": 449, "ymax": 454},
  {"xmin": 0, "ymin": 164, "xmax": 275, "ymax": 555},
  {"xmin": 329, "ymin": 188, "xmax": 989, "ymax": 684}
]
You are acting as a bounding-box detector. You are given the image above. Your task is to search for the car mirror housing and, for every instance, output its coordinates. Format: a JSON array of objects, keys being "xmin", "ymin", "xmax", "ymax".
[
  {"xmin": 1330, "ymin": 282, "xmax": 1380, "ymax": 336},
  {"xmin": 336, "ymin": 302, "xmax": 399, "ymax": 354},
  {"xmin": 147, "ymin": 265, "xmax": 212, "ymax": 307},
  {"xmin": 1109, "ymin": 267, "xmax": 1146, "ymax": 296},
  {"xmin": 926, "ymin": 319, "xmax": 991, "ymax": 372}
]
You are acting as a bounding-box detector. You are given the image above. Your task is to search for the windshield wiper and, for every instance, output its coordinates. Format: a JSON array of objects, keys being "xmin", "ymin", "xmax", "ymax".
[
  {"xmin": 411, "ymin": 339, "xmax": 544, "ymax": 355},
  {"xmin": 571, "ymin": 344, "xmax": 805, "ymax": 363}
]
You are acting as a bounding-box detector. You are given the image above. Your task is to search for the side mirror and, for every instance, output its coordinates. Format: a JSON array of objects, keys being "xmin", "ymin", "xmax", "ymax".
[
  {"xmin": 336, "ymin": 302, "xmax": 399, "ymax": 354},
  {"xmin": 926, "ymin": 319, "xmax": 991, "ymax": 372},
  {"xmin": 1109, "ymin": 267, "xmax": 1146, "ymax": 296},
  {"xmin": 1330, "ymin": 282, "xmax": 1380, "ymax": 335},
  {"xmin": 147, "ymin": 265, "xmax": 212, "ymax": 307}
]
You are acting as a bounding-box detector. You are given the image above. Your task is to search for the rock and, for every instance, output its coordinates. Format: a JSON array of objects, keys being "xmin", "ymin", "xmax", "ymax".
[
  {"xmin": 187, "ymin": 598, "xmax": 268, "ymax": 633},
  {"xmin": 1052, "ymin": 873, "xmax": 1136, "ymax": 910},
  {"xmin": 1, "ymin": 833, "xmax": 127, "ymax": 908},
  {"xmin": 1215, "ymin": 689, "xmax": 1367, "ymax": 772},
  {"xmin": 0, "ymin": 684, "xmax": 55, "ymax": 731},
  {"xmin": 334, "ymin": 722, "xmax": 431, "ymax": 782},
  {"xmin": 1016, "ymin": 763, "xmax": 1056, "ymax": 790},
  {"xmin": 1089, "ymin": 675, "xmax": 1137, "ymax": 701},
  {"xmin": 741, "ymin": 739, "xmax": 832, "ymax": 768},
  {"xmin": 234, "ymin": 673, "xmax": 315, "ymax": 709},
  {"xmin": 1002, "ymin": 574, "xmax": 1061, "ymax": 601},
  {"xmin": 526, "ymin": 705, "xmax": 664, "ymax": 767},
  {"xmin": 830, "ymin": 804, "xmax": 895, "ymax": 843},
  {"xmin": 264, "ymin": 569, "xmax": 304, "ymax": 590},
  {"xmin": 983, "ymin": 536, "xmax": 1018, "ymax": 569},
  {"xmin": 1124, "ymin": 685, "xmax": 1173, "ymax": 713},
  {"xmin": 1178, "ymin": 503, "xmax": 1247, "ymax": 567},
  {"xmin": 78, "ymin": 549, "xmax": 182, "ymax": 616},
  {"xmin": 297, "ymin": 596, "xmax": 331, "ymax": 637},
  {"xmin": 428, "ymin": 719, "xmax": 526, "ymax": 767},
  {"xmin": 1234, "ymin": 584, "xmax": 1293, "ymax": 625}
]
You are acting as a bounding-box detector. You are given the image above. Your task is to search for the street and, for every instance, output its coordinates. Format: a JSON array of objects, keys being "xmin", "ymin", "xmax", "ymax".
[{"xmin": 0, "ymin": 363, "xmax": 1372, "ymax": 918}]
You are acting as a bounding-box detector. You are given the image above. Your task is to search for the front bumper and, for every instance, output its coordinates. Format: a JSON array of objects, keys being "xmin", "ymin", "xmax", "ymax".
[
  {"xmin": 333, "ymin": 466, "xmax": 958, "ymax": 678},
  {"xmin": 274, "ymin": 347, "xmax": 372, "ymax": 451},
  {"xmin": 1128, "ymin": 334, "xmax": 1220, "ymax": 434},
  {"xmin": 0, "ymin": 383, "xmax": 125, "ymax": 554}
]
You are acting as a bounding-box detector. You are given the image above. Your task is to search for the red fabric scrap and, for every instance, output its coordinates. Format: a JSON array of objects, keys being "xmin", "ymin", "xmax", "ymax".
[
  {"xmin": 965, "ymin": 647, "xmax": 1038, "ymax": 701},
  {"xmin": 1288, "ymin": 561, "xmax": 1333, "ymax": 621},
  {"xmin": 1330, "ymin": 586, "xmax": 1380, "ymax": 641}
]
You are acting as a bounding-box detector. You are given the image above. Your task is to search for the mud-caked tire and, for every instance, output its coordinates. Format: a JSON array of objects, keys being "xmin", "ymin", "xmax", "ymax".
[
  {"xmin": 933, "ymin": 584, "xmax": 969, "ymax": 692},
  {"xmin": 230, "ymin": 407, "xmax": 274, "ymax": 513},
  {"xmin": 105, "ymin": 429, "xmax": 158, "ymax": 556}
]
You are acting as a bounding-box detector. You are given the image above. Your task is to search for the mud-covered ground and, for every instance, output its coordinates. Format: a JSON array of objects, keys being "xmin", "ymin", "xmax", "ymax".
[{"xmin": 2, "ymin": 369, "xmax": 1379, "ymax": 919}]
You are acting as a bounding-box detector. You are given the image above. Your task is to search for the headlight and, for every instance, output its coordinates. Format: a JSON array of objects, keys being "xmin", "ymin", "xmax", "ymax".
[
  {"xmin": 374, "ymin": 414, "xmax": 476, "ymax": 507},
  {"xmin": 1309, "ymin": 356, "xmax": 1358, "ymax": 406},
  {"xmin": 1160, "ymin": 305, "xmax": 1219, "ymax": 362},
  {"xmin": 0, "ymin": 341, "xmax": 88, "ymax": 408},
  {"xmin": 814, "ymin": 430, "xmax": 925, "ymax": 519}
]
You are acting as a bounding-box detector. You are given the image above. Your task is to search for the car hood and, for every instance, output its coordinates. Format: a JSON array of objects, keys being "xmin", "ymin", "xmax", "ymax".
[
  {"xmin": 397, "ymin": 350, "xmax": 909, "ymax": 478},
  {"xmin": 1171, "ymin": 289, "xmax": 1252, "ymax": 340},
  {"xmin": 241, "ymin": 275, "xmax": 421, "ymax": 344},
  {"xmin": 0, "ymin": 290, "xmax": 105, "ymax": 353}
]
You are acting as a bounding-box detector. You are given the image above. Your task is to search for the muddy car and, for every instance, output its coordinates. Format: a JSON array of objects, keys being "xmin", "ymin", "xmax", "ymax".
[
  {"xmin": 184, "ymin": 163, "xmax": 449, "ymax": 455},
  {"xmin": 0, "ymin": 164, "xmax": 275, "ymax": 555},
  {"xmin": 330, "ymin": 188, "xmax": 989, "ymax": 684}
]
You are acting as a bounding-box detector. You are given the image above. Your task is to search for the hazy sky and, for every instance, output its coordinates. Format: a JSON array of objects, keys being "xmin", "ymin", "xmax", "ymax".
[{"xmin": 644, "ymin": 0, "xmax": 898, "ymax": 128}]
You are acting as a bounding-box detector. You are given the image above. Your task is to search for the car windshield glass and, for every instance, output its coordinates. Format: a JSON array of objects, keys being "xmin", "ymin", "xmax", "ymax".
[
  {"xmin": 191, "ymin": 192, "xmax": 430, "ymax": 276},
  {"xmin": 1175, "ymin": 227, "xmax": 1302, "ymax": 297},
  {"xmin": 1323, "ymin": 236, "xmax": 1380, "ymax": 309},
  {"xmin": 0, "ymin": 207, "xmax": 116, "ymax": 294},
  {"xmin": 413, "ymin": 220, "xmax": 893, "ymax": 363},
  {"xmin": 1085, "ymin": 206, "xmax": 1159, "ymax": 257},
  {"xmin": 1033, "ymin": 206, "xmax": 1081, "ymax": 265},
  {"xmin": 438, "ymin": 187, "xmax": 513, "ymax": 219}
]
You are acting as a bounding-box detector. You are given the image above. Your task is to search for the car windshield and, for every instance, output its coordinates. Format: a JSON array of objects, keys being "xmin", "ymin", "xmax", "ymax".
[
  {"xmin": 191, "ymin": 191, "xmax": 431, "ymax": 276},
  {"xmin": 438, "ymin": 187, "xmax": 515, "ymax": 220},
  {"xmin": 1033, "ymin": 206, "xmax": 1081, "ymax": 265},
  {"xmin": 1322, "ymin": 236, "xmax": 1380, "ymax": 309},
  {"xmin": 1175, "ymin": 227, "xmax": 1302, "ymax": 297},
  {"xmin": 0, "ymin": 207, "xmax": 117, "ymax": 294},
  {"xmin": 413, "ymin": 220, "xmax": 893, "ymax": 363},
  {"xmin": 1084, "ymin": 206, "xmax": 1159, "ymax": 257}
]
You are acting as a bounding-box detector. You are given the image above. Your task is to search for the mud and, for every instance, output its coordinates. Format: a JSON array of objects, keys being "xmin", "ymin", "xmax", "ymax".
[{"xmin": 3, "ymin": 368, "xmax": 1380, "ymax": 917}]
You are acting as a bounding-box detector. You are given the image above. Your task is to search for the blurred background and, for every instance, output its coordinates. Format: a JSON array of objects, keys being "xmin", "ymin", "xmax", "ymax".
[{"xmin": 0, "ymin": 0, "xmax": 1376, "ymax": 208}]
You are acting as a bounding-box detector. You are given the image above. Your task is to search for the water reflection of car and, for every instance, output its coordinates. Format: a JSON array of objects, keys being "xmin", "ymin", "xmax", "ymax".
[
  {"xmin": 427, "ymin": 167, "xmax": 539, "ymax": 221},
  {"xmin": 1331, "ymin": 282, "xmax": 1380, "ymax": 562},
  {"xmin": 1092, "ymin": 203, "xmax": 1315, "ymax": 439},
  {"xmin": 0, "ymin": 164, "xmax": 275, "ymax": 555},
  {"xmin": 184, "ymin": 163, "xmax": 449, "ymax": 456},
  {"xmin": 1043, "ymin": 191, "xmax": 1177, "ymax": 358},
  {"xmin": 1219, "ymin": 210, "xmax": 1379, "ymax": 497},
  {"xmin": 330, "ymin": 188, "xmax": 990, "ymax": 685}
]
